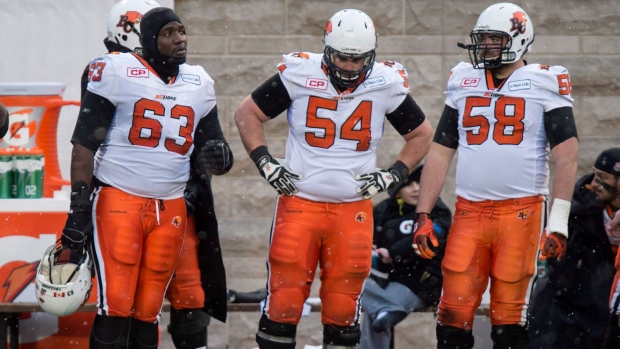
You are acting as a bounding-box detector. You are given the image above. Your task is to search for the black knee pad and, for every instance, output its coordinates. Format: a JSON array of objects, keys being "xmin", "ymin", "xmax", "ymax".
[
  {"xmin": 255, "ymin": 314, "xmax": 297, "ymax": 349},
  {"xmin": 323, "ymin": 324, "xmax": 360, "ymax": 348},
  {"xmin": 491, "ymin": 324, "xmax": 528, "ymax": 349},
  {"xmin": 128, "ymin": 318, "xmax": 159, "ymax": 349},
  {"xmin": 167, "ymin": 308, "xmax": 207, "ymax": 348},
  {"xmin": 89, "ymin": 315, "xmax": 130, "ymax": 349},
  {"xmin": 436, "ymin": 323, "xmax": 474, "ymax": 349}
]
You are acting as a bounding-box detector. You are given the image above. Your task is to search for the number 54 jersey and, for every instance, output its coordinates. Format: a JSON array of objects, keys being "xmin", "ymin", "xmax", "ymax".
[
  {"xmin": 277, "ymin": 52, "xmax": 411, "ymax": 203},
  {"xmin": 86, "ymin": 52, "xmax": 216, "ymax": 199},
  {"xmin": 446, "ymin": 62, "xmax": 574, "ymax": 201}
]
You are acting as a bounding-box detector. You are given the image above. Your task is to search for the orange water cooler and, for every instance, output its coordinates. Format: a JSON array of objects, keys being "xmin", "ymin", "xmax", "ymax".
[{"xmin": 0, "ymin": 83, "xmax": 96, "ymax": 348}]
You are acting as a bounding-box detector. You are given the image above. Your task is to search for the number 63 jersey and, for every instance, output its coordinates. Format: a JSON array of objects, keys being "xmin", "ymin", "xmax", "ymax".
[
  {"xmin": 86, "ymin": 52, "xmax": 215, "ymax": 199},
  {"xmin": 446, "ymin": 62, "xmax": 574, "ymax": 201}
]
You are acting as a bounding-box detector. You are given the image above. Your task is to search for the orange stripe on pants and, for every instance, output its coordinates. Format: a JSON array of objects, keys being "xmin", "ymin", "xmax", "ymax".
[
  {"xmin": 265, "ymin": 195, "xmax": 373, "ymax": 327},
  {"xmin": 92, "ymin": 187, "xmax": 186, "ymax": 322},
  {"xmin": 438, "ymin": 195, "xmax": 545, "ymax": 329}
]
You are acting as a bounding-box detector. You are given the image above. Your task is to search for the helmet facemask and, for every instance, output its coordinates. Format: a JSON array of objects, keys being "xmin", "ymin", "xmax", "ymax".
[
  {"xmin": 467, "ymin": 31, "xmax": 514, "ymax": 69},
  {"xmin": 323, "ymin": 46, "xmax": 375, "ymax": 90}
]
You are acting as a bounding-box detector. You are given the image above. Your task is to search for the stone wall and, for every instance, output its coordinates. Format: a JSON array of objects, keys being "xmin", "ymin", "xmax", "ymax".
[{"xmin": 174, "ymin": 0, "xmax": 620, "ymax": 347}]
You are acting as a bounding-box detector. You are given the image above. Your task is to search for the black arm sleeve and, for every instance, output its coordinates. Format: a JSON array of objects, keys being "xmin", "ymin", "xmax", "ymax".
[
  {"xmin": 432, "ymin": 105, "xmax": 460, "ymax": 149},
  {"xmin": 193, "ymin": 105, "xmax": 225, "ymax": 152},
  {"xmin": 80, "ymin": 63, "xmax": 90, "ymax": 100},
  {"xmin": 385, "ymin": 94, "xmax": 426, "ymax": 135},
  {"xmin": 544, "ymin": 106, "xmax": 578, "ymax": 148},
  {"xmin": 71, "ymin": 91, "xmax": 115, "ymax": 153},
  {"xmin": 250, "ymin": 73, "xmax": 292, "ymax": 118}
]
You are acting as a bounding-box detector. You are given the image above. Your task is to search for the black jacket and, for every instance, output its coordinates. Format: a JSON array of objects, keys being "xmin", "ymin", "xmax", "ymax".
[
  {"xmin": 372, "ymin": 197, "xmax": 452, "ymax": 305},
  {"xmin": 188, "ymin": 164, "xmax": 228, "ymax": 323},
  {"xmin": 529, "ymin": 173, "xmax": 615, "ymax": 348}
]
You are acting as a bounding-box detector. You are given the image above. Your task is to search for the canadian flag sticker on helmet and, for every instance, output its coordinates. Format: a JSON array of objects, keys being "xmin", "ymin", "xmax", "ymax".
[{"xmin": 35, "ymin": 244, "xmax": 93, "ymax": 317}]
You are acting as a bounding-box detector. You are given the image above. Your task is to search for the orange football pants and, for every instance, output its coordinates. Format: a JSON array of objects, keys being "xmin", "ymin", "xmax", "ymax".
[
  {"xmin": 438, "ymin": 195, "xmax": 545, "ymax": 329},
  {"xmin": 92, "ymin": 186, "xmax": 186, "ymax": 323},
  {"xmin": 166, "ymin": 215, "xmax": 205, "ymax": 310},
  {"xmin": 265, "ymin": 195, "xmax": 373, "ymax": 327}
]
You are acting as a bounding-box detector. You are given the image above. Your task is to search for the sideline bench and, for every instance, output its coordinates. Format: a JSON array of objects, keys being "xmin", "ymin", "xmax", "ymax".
[{"xmin": 0, "ymin": 302, "xmax": 489, "ymax": 348}]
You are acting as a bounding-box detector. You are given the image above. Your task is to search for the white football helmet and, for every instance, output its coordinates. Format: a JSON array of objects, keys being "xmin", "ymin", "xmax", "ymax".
[
  {"xmin": 460, "ymin": 2, "xmax": 534, "ymax": 69},
  {"xmin": 322, "ymin": 9, "xmax": 377, "ymax": 90},
  {"xmin": 35, "ymin": 244, "xmax": 93, "ymax": 317},
  {"xmin": 107, "ymin": 0, "xmax": 161, "ymax": 52}
]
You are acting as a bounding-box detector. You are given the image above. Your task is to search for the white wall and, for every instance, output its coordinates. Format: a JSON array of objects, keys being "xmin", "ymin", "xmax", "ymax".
[{"xmin": 0, "ymin": 0, "xmax": 173, "ymax": 180}]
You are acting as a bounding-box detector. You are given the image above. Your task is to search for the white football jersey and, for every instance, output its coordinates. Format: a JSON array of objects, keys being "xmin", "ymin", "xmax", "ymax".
[
  {"xmin": 277, "ymin": 52, "xmax": 410, "ymax": 203},
  {"xmin": 446, "ymin": 62, "xmax": 574, "ymax": 201},
  {"xmin": 87, "ymin": 52, "xmax": 216, "ymax": 199}
]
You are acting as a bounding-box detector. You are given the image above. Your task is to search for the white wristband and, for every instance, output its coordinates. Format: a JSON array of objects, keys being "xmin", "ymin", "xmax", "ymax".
[{"xmin": 548, "ymin": 198, "xmax": 571, "ymax": 238}]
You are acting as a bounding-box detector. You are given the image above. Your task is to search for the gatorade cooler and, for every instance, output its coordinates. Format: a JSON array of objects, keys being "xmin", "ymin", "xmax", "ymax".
[{"xmin": 0, "ymin": 83, "xmax": 78, "ymax": 197}]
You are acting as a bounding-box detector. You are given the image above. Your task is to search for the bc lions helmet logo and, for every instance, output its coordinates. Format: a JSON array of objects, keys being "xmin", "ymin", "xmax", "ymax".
[
  {"xmin": 355, "ymin": 212, "xmax": 367, "ymax": 223},
  {"xmin": 324, "ymin": 20, "xmax": 333, "ymax": 36},
  {"xmin": 117, "ymin": 11, "xmax": 143, "ymax": 34},
  {"xmin": 172, "ymin": 216, "xmax": 182, "ymax": 228},
  {"xmin": 510, "ymin": 11, "xmax": 527, "ymax": 35}
]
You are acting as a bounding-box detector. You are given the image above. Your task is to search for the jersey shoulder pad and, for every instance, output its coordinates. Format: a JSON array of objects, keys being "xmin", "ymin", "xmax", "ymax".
[
  {"xmin": 369, "ymin": 61, "xmax": 409, "ymax": 92},
  {"xmin": 446, "ymin": 62, "xmax": 479, "ymax": 90},
  {"xmin": 178, "ymin": 64, "xmax": 214, "ymax": 86},
  {"xmin": 85, "ymin": 53, "xmax": 128, "ymax": 99},
  {"xmin": 523, "ymin": 64, "xmax": 572, "ymax": 97},
  {"xmin": 277, "ymin": 52, "xmax": 323, "ymax": 83}
]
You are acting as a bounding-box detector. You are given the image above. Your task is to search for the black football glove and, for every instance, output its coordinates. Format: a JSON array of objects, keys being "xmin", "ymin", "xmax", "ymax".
[
  {"xmin": 58, "ymin": 181, "xmax": 92, "ymax": 264},
  {"xmin": 184, "ymin": 177, "xmax": 201, "ymax": 217},
  {"xmin": 355, "ymin": 161, "xmax": 408, "ymax": 199},
  {"xmin": 250, "ymin": 146, "xmax": 303, "ymax": 196},
  {"xmin": 198, "ymin": 139, "xmax": 233, "ymax": 176}
]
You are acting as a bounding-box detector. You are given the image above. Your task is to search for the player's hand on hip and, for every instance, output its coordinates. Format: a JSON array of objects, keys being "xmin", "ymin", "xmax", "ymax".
[
  {"xmin": 541, "ymin": 231, "xmax": 567, "ymax": 260},
  {"xmin": 256, "ymin": 156, "xmax": 303, "ymax": 196},
  {"xmin": 355, "ymin": 168, "xmax": 402, "ymax": 199},
  {"xmin": 198, "ymin": 139, "xmax": 233, "ymax": 176},
  {"xmin": 412, "ymin": 213, "xmax": 439, "ymax": 259}
]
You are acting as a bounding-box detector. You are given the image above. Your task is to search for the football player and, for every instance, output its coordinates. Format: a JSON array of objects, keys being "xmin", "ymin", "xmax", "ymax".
[
  {"xmin": 411, "ymin": 3, "xmax": 578, "ymax": 348},
  {"xmin": 60, "ymin": 6, "xmax": 231, "ymax": 348},
  {"xmin": 235, "ymin": 9, "xmax": 433, "ymax": 349}
]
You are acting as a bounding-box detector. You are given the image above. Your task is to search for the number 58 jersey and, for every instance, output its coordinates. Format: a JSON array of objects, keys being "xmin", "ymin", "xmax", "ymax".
[
  {"xmin": 446, "ymin": 62, "xmax": 574, "ymax": 201},
  {"xmin": 86, "ymin": 52, "xmax": 216, "ymax": 199}
]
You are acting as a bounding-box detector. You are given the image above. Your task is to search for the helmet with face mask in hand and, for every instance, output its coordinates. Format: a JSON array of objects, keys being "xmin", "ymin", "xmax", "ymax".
[{"xmin": 35, "ymin": 243, "xmax": 93, "ymax": 317}]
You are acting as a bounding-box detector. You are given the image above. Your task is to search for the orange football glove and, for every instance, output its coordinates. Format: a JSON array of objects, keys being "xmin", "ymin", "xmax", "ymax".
[
  {"xmin": 541, "ymin": 232, "xmax": 567, "ymax": 260},
  {"xmin": 412, "ymin": 213, "xmax": 439, "ymax": 259}
]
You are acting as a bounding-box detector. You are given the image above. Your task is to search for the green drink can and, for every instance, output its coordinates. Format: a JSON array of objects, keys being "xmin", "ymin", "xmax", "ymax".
[
  {"xmin": 0, "ymin": 149, "xmax": 13, "ymax": 198},
  {"xmin": 15, "ymin": 149, "xmax": 44, "ymax": 198}
]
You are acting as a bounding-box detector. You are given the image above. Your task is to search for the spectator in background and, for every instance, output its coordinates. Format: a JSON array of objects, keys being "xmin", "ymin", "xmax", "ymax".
[
  {"xmin": 0, "ymin": 101, "xmax": 8, "ymax": 138},
  {"xmin": 360, "ymin": 164, "xmax": 451, "ymax": 349},
  {"xmin": 529, "ymin": 147, "xmax": 620, "ymax": 348}
]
